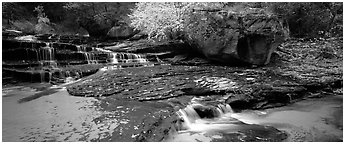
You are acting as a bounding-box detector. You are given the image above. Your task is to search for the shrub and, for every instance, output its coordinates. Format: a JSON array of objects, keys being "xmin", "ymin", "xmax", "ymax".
[
  {"xmin": 129, "ymin": 2, "xmax": 342, "ymax": 39},
  {"xmin": 267, "ymin": 2, "xmax": 343, "ymax": 38},
  {"xmin": 12, "ymin": 20, "xmax": 36, "ymax": 34},
  {"xmin": 128, "ymin": 2, "xmax": 225, "ymax": 41}
]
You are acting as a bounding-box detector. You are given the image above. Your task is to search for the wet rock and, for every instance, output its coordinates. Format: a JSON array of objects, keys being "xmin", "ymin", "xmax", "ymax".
[
  {"xmin": 107, "ymin": 25, "xmax": 138, "ymax": 39},
  {"xmin": 226, "ymin": 82, "xmax": 342, "ymax": 110},
  {"xmin": 78, "ymin": 16, "xmax": 114, "ymax": 38},
  {"xmin": 14, "ymin": 35, "xmax": 38, "ymax": 41},
  {"xmin": 211, "ymin": 124, "xmax": 288, "ymax": 142},
  {"xmin": 35, "ymin": 22, "xmax": 55, "ymax": 34},
  {"xmin": 192, "ymin": 104, "xmax": 220, "ymax": 118},
  {"xmin": 184, "ymin": 8, "xmax": 288, "ymax": 65},
  {"xmin": 2, "ymin": 29, "xmax": 24, "ymax": 39}
]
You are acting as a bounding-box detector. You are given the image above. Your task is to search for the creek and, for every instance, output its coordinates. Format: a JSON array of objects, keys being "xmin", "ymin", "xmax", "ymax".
[
  {"xmin": 2, "ymin": 67, "xmax": 343, "ymax": 142},
  {"xmin": 2, "ymin": 34, "xmax": 343, "ymax": 142},
  {"xmin": 167, "ymin": 95, "xmax": 342, "ymax": 142}
]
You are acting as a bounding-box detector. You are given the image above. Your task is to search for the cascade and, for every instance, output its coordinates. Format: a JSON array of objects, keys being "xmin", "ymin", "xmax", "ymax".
[
  {"xmin": 76, "ymin": 45, "xmax": 87, "ymax": 52},
  {"xmin": 34, "ymin": 49, "xmax": 39, "ymax": 62},
  {"xmin": 106, "ymin": 52, "xmax": 149, "ymax": 64},
  {"xmin": 176, "ymin": 103, "xmax": 235, "ymax": 131},
  {"xmin": 40, "ymin": 71, "xmax": 45, "ymax": 83},
  {"xmin": 40, "ymin": 43, "xmax": 55, "ymax": 61},
  {"xmin": 176, "ymin": 105, "xmax": 201, "ymax": 126},
  {"xmin": 38, "ymin": 43, "xmax": 57, "ymax": 68},
  {"xmin": 109, "ymin": 53, "xmax": 119, "ymax": 64},
  {"xmin": 84, "ymin": 52, "xmax": 98, "ymax": 64},
  {"xmin": 216, "ymin": 104, "xmax": 234, "ymax": 115},
  {"xmin": 77, "ymin": 45, "xmax": 98, "ymax": 64}
]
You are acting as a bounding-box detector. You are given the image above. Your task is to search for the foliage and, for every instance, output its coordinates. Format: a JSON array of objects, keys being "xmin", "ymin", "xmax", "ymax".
[
  {"xmin": 33, "ymin": 5, "xmax": 55, "ymax": 34},
  {"xmin": 63, "ymin": 2, "xmax": 134, "ymax": 25},
  {"xmin": 34, "ymin": 5, "xmax": 50, "ymax": 24},
  {"xmin": 267, "ymin": 2, "xmax": 343, "ymax": 38},
  {"xmin": 275, "ymin": 37, "xmax": 342, "ymax": 83},
  {"xmin": 2, "ymin": 2, "xmax": 342, "ymax": 38},
  {"xmin": 129, "ymin": 2, "xmax": 225, "ymax": 41},
  {"xmin": 129, "ymin": 2, "xmax": 343, "ymax": 40},
  {"xmin": 11, "ymin": 20, "xmax": 36, "ymax": 34}
]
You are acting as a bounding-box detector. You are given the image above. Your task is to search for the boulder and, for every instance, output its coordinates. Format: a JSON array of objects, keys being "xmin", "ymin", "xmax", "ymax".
[
  {"xmin": 184, "ymin": 8, "xmax": 289, "ymax": 65},
  {"xmin": 35, "ymin": 22, "xmax": 55, "ymax": 34},
  {"xmin": 77, "ymin": 15, "xmax": 114, "ymax": 38},
  {"xmin": 107, "ymin": 25, "xmax": 138, "ymax": 39}
]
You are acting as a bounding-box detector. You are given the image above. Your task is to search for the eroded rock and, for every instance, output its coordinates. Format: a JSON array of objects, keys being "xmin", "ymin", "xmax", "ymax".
[
  {"xmin": 184, "ymin": 8, "xmax": 289, "ymax": 65},
  {"xmin": 107, "ymin": 25, "xmax": 138, "ymax": 39}
]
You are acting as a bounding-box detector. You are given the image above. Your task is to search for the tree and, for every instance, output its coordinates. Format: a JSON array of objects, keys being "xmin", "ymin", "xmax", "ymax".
[
  {"xmin": 129, "ymin": 2, "xmax": 225, "ymax": 41},
  {"xmin": 63, "ymin": 2, "xmax": 135, "ymax": 37},
  {"xmin": 268, "ymin": 2, "xmax": 342, "ymax": 38}
]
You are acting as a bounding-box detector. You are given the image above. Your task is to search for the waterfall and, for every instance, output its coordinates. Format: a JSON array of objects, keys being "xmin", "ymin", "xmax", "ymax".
[
  {"xmin": 38, "ymin": 43, "xmax": 57, "ymax": 68},
  {"xmin": 107, "ymin": 52, "xmax": 149, "ymax": 64},
  {"xmin": 109, "ymin": 53, "xmax": 119, "ymax": 64},
  {"xmin": 216, "ymin": 104, "xmax": 234, "ymax": 115},
  {"xmin": 40, "ymin": 71, "xmax": 45, "ymax": 83},
  {"xmin": 76, "ymin": 45, "xmax": 98, "ymax": 64},
  {"xmin": 176, "ymin": 103, "xmax": 234, "ymax": 131},
  {"xmin": 176, "ymin": 105, "xmax": 201, "ymax": 127},
  {"xmin": 40, "ymin": 43, "xmax": 54, "ymax": 61},
  {"xmin": 84, "ymin": 52, "xmax": 98, "ymax": 64}
]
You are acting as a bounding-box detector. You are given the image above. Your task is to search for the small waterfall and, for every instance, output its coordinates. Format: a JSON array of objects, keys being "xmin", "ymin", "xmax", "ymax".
[
  {"xmin": 40, "ymin": 71, "xmax": 45, "ymax": 83},
  {"xmin": 34, "ymin": 49, "xmax": 39, "ymax": 62},
  {"xmin": 76, "ymin": 45, "xmax": 88, "ymax": 52},
  {"xmin": 176, "ymin": 105, "xmax": 201, "ymax": 127},
  {"xmin": 216, "ymin": 104, "xmax": 234, "ymax": 115},
  {"xmin": 34, "ymin": 42, "xmax": 59, "ymax": 82},
  {"xmin": 40, "ymin": 43, "xmax": 55, "ymax": 61},
  {"xmin": 76, "ymin": 45, "xmax": 98, "ymax": 64},
  {"xmin": 176, "ymin": 103, "xmax": 234, "ymax": 131},
  {"xmin": 111, "ymin": 52, "xmax": 148, "ymax": 64},
  {"xmin": 38, "ymin": 43, "xmax": 58, "ymax": 68},
  {"xmin": 109, "ymin": 53, "xmax": 119, "ymax": 64},
  {"xmin": 84, "ymin": 52, "xmax": 98, "ymax": 64}
]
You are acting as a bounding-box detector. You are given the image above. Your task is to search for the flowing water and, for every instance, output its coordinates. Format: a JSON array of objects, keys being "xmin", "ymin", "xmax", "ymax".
[
  {"xmin": 2, "ymin": 69, "xmax": 343, "ymax": 142},
  {"xmin": 167, "ymin": 95, "xmax": 343, "ymax": 142},
  {"xmin": 2, "ymin": 36, "xmax": 343, "ymax": 142},
  {"xmin": 2, "ymin": 85, "xmax": 122, "ymax": 142}
]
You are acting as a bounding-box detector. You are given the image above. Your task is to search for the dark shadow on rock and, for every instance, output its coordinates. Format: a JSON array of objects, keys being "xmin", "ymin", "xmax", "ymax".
[{"xmin": 17, "ymin": 88, "xmax": 60, "ymax": 103}]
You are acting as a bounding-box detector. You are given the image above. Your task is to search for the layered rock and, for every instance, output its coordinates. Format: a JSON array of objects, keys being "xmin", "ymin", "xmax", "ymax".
[
  {"xmin": 184, "ymin": 8, "xmax": 289, "ymax": 65},
  {"xmin": 107, "ymin": 25, "xmax": 138, "ymax": 39},
  {"xmin": 78, "ymin": 16, "xmax": 114, "ymax": 38},
  {"xmin": 2, "ymin": 35, "xmax": 153, "ymax": 83}
]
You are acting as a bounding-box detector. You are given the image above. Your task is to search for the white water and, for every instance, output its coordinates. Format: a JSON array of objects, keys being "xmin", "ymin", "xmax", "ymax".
[
  {"xmin": 230, "ymin": 95, "xmax": 343, "ymax": 142},
  {"xmin": 111, "ymin": 52, "xmax": 148, "ymax": 63},
  {"xmin": 77, "ymin": 45, "xmax": 149, "ymax": 65},
  {"xmin": 109, "ymin": 53, "xmax": 119, "ymax": 64},
  {"xmin": 76, "ymin": 45, "xmax": 98, "ymax": 64},
  {"xmin": 175, "ymin": 103, "xmax": 235, "ymax": 131},
  {"xmin": 168, "ymin": 95, "xmax": 343, "ymax": 142}
]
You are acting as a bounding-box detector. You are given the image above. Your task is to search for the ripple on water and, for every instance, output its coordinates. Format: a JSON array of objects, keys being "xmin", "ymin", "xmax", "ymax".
[
  {"xmin": 2, "ymin": 86, "xmax": 120, "ymax": 142},
  {"xmin": 230, "ymin": 95, "xmax": 343, "ymax": 142}
]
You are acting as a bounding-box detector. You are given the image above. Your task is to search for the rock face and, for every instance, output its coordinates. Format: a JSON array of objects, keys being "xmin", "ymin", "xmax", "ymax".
[
  {"xmin": 2, "ymin": 35, "xmax": 153, "ymax": 83},
  {"xmin": 78, "ymin": 16, "xmax": 114, "ymax": 38},
  {"xmin": 107, "ymin": 25, "xmax": 138, "ymax": 39},
  {"xmin": 184, "ymin": 8, "xmax": 289, "ymax": 65}
]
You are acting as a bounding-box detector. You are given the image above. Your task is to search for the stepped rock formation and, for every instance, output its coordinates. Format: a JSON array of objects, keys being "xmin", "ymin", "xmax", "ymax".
[
  {"xmin": 184, "ymin": 8, "xmax": 289, "ymax": 65},
  {"xmin": 107, "ymin": 25, "xmax": 138, "ymax": 39},
  {"xmin": 2, "ymin": 34, "xmax": 150, "ymax": 83}
]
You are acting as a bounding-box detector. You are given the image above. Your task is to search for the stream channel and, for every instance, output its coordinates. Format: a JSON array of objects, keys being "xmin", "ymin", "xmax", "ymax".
[
  {"xmin": 2, "ymin": 64, "xmax": 343, "ymax": 142},
  {"xmin": 2, "ymin": 34, "xmax": 343, "ymax": 142}
]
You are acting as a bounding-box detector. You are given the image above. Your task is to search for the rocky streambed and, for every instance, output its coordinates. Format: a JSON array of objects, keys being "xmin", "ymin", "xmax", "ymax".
[
  {"xmin": 2, "ymin": 34, "xmax": 343, "ymax": 142},
  {"xmin": 64, "ymin": 63, "xmax": 342, "ymax": 142}
]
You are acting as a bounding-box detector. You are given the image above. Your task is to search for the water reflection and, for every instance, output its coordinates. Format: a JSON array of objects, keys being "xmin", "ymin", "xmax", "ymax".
[{"xmin": 2, "ymin": 86, "xmax": 119, "ymax": 142}]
